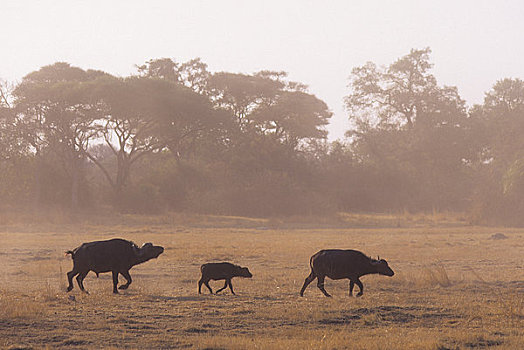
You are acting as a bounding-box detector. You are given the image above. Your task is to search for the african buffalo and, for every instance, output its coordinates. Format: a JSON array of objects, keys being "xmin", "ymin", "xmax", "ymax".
[
  {"xmin": 66, "ymin": 238, "xmax": 164, "ymax": 294},
  {"xmin": 299, "ymin": 249, "xmax": 394, "ymax": 297},
  {"xmin": 198, "ymin": 262, "xmax": 252, "ymax": 295}
]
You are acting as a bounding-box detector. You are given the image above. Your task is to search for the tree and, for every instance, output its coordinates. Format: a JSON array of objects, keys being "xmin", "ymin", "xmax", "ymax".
[
  {"xmin": 484, "ymin": 78, "xmax": 524, "ymax": 115},
  {"xmin": 345, "ymin": 48, "xmax": 460, "ymax": 131},
  {"xmin": 138, "ymin": 57, "xmax": 211, "ymax": 94},
  {"xmin": 482, "ymin": 78, "xmax": 524, "ymax": 167},
  {"xmin": 137, "ymin": 58, "xmax": 180, "ymax": 82},
  {"xmin": 84, "ymin": 76, "xmax": 164, "ymax": 203},
  {"xmin": 13, "ymin": 63, "xmax": 104, "ymax": 209},
  {"xmin": 209, "ymin": 71, "xmax": 331, "ymax": 147},
  {"xmin": 470, "ymin": 78, "xmax": 524, "ymax": 224},
  {"xmin": 0, "ymin": 79, "xmax": 25, "ymax": 161},
  {"xmin": 178, "ymin": 58, "xmax": 211, "ymax": 95},
  {"xmin": 250, "ymin": 90, "xmax": 331, "ymax": 148},
  {"xmin": 344, "ymin": 48, "xmax": 472, "ymax": 211},
  {"xmin": 208, "ymin": 72, "xmax": 283, "ymax": 129},
  {"xmin": 85, "ymin": 76, "xmax": 220, "ymax": 208}
]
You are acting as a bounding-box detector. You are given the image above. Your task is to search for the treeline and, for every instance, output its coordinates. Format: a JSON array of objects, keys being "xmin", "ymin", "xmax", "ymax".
[{"xmin": 1, "ymin": 48, "xmax": 523, "ymax": 224}]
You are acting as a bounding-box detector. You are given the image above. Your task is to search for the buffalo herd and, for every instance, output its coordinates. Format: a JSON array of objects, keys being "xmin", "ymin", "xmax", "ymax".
[{"xmin": 65, "ymin": 238, "xmax": 394, "ymax": 296}]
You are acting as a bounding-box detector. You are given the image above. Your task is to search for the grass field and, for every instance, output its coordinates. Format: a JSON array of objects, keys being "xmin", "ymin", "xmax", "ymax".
[{"xmin": 0, "ymin": 213, "xmax": 523, "ymax": 349}]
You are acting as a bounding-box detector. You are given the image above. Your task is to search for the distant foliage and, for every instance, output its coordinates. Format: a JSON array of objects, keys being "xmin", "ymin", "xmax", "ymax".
[{"xmin": 0, "ymin": 52, "xmax": 523, "ymax": 223}]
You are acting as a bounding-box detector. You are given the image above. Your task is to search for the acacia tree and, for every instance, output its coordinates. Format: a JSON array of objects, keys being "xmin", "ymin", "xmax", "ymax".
[
  {"xmin": 209, "ymin": 70, "xmax": 331, "ymax": 147},
  {"xmin": 0, "ymin": 79, "xmax": 23, "ymax": 161},
  {"xmin": 250, "ymin": 90, "xmax": 331, "ymax": 149},
  {"xmin": 137, "ymin": 58, "xmax": 180, "ymax": 82},
  {"xmin": 13, "ymin": 63, "xmax": 104, "ymax": 208},
  {"xmin": 178, "ymin": 58, "xmax": 211, "ymax": 95},
  {"xmin": 85, "ymin": 76, "xmax": 165, "ymax": 202},
  {"xmin": 0, "ymin": 79, "xmax": 35, "ymax": 207},
  {"xmin": 136, "ymin": 58, "xmax": 224, "ymax": 157},
  {"xmin": 85, "ymin": 75, "xmax": 219, "ymax": 207},
  {"xmin": 208, "ymin": 71, "xmax": 283, "ymax": 130},
  {"xmin": 138, "ymin": 60, "xmax": 332, "ymax": 149},
  {"xmin": 137, "ymin": 57, "xmax": 211, "ymax": 94}
]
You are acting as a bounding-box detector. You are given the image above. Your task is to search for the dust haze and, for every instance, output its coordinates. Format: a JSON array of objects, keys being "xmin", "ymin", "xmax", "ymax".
[{"xmin": 1, "ymin": 2, "xmax": 523, "ymax": 350}]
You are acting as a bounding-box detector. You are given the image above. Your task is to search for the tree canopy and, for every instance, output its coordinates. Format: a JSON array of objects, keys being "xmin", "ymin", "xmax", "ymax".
[{"xmin": 0, "ymin": 52, "xmax": 523, "ymax": 223}]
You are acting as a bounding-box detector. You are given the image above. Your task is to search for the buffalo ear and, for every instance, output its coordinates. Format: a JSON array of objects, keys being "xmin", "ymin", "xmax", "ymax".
[{"xmin": 135, "ymin": 243, "xmax": 151, "ymax": 257}]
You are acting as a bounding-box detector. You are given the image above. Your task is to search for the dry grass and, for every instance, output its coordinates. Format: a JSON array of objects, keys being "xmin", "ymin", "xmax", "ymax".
[
  {"xmin": 0, "ymin": 292, "xmax": 47, "ymax": 319},
  {"xmin": 0, "ymin": 214, "xmax": 523, "ymax": 349}
]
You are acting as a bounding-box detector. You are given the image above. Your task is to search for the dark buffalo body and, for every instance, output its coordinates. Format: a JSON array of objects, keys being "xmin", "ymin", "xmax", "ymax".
[
  {"xmin": 198, "ymin": 262, "xmax": 252, "ymax": 295},
  {"xmin": 66, "ymin": 238, "xmax": 164, "ymax": 294},
  {"xmin": 300, "ymin": 249, "xmax": 394, "ymax": 297}
]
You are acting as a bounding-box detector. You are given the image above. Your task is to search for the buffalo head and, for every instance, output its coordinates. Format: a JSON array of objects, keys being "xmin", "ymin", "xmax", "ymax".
[
  {"xmin": 238, "ymin": 266, "xmax": 253, "ymax": 278},
  {"xmin": 372, "ymin": 258, "xmax": 394, "ymax": 276},
  {"xmin": 136, "ymin": 242, "xmax": 164, "ymax": 260}
]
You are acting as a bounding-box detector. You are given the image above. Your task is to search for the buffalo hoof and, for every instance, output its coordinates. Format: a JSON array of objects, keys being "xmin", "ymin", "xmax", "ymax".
[
  {"xmin": 356, "ymin": 293, "xmax": 363, "ymax": 297},
  {"xmin": 118, "ymin": 285, "xmax": 129, "ymax": 290},
  {"xmin": 66, "ymin": 286, "xmax": 73, "ymax": 292}
]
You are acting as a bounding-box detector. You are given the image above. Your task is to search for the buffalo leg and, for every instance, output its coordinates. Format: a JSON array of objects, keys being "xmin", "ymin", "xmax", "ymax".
[
  {"xmin": 215, "ymin": 280, "xmax": 228, "ymax": 294},
  {"xmin": 203, "ymin": 280, "xmax": 213, "ymax": 294},
  {"xmin": 227, "ymin": 279, "xmax": 235, "ymax": 295},
  {"xmin": 67, "ymin": 269, "xmax": 78, "ymax": 292},
  {"xmin": 300, "ymin": 271, "xmax": 316, "ymax": 296},
  {"xmin": 119, "ymin": 270, "xmax": 132, "ymax": 290},
  {"xmin": 317, "ymin": 275, "xmax": 331, "ymax": 297},
  {"xmin": 112, "ymin": 271, "xmax": 119, "ymax": 294},
  {"xmin": 76, "ymin": 271, "xmax": 89, "ymax": 294},
  {"xmin": 349, "ymin": 280, "xmax": 355, "ymax": 297},
  {"xmin": 355, "ymin": 278, "xmax": 364, "ymax": 297},
  {"xmin": 198, "ymin": 278, "xmax": 212, "ymax": 294}
]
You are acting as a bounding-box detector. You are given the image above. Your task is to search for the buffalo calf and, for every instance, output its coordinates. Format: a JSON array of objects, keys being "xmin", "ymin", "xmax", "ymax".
[
  {"xmin": 66, "ymin": 238, "xmax": 164, "ymax": 294},
  {"xmin": 198, "ymin": 262, "xmax": 252, "ymax": 295},
  {"xmin": 300, "ymin": 249, "xmax": 394, "ymax": 297}
]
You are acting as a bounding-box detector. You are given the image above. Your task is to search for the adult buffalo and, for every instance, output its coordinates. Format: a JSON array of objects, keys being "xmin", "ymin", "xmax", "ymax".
[
  {"xmin": 66, "ymin": 238, "xmax": 164, "ymax": 294},
  {"xmin": 299, "ymin": 249, "xmax": 394, "ymax": 297}
]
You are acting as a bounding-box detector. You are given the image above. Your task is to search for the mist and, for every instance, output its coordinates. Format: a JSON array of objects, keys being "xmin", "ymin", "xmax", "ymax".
[
  {"xmin": 1, "ymin": 3, "xmax": 524, "ymax": 348},
  {"xmin": 1, "ymin": 47, "xmax": 524, "ymax": 225}
]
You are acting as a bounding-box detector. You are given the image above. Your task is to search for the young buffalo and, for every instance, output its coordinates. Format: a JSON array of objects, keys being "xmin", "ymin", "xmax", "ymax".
[
  {"xmin": 300, "ymin": 249, "xmax": 394, "ymax": 297},
  {"xmin": 198, "ymin": 262, "xmax": 252, "ymax": 295},
  {"xmin": 66, "ymin": 238, "xmax": 164, "ymax": 294}
]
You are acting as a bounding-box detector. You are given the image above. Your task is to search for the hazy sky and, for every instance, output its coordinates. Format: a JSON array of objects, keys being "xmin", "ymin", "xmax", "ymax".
[{"xmin": 1, "ymin": 1, "xmax": 523, "ymax": 139}]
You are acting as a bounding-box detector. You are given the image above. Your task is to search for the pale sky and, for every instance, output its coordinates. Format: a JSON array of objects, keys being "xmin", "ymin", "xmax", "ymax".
[{"xmin": 1, "ymin": 0, "xmax": 523, "ymax": 140}]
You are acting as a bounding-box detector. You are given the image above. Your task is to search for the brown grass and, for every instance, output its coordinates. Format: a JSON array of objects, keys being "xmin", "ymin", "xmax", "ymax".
[
  {"xmin": 0, "ymin": 213, "xmax": 523, "ymax": 349},
  {"xmin": 0, "ymin": 292, "xmax": 47, "ymax": 319}
]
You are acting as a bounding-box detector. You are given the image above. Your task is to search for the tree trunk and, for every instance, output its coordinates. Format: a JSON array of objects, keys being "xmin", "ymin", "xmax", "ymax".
[
  {"xmin": 32, "ymin": 155, "xmax": 43, "ymax": 210},
  {"xmin": 70, "ymin": 156, "xmax": 80, "ymax": 210}
]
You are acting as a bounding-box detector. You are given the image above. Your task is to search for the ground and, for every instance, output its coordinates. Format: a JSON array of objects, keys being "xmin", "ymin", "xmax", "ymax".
[{"xmin": 0, "ymin": 213, "xmax": 523, "ymax": 349}]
